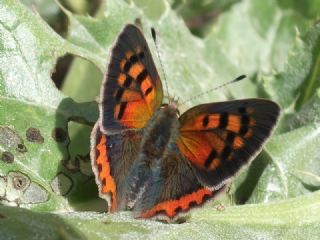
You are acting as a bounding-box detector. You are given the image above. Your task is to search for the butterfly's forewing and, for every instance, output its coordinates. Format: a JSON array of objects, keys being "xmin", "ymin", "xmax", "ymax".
[
  {"xmin": 91, "ymin": 24, "xmax": 163, "ymax": 211},
  {"xmin": 132, "ymin": 148, "xmax": 226, "ymax": 221},
  {"xmin": 100, "ymin": 24, "xmax": 163, "ymax": 132},
  {"xmin": 176, "ymin": 99, "xmax": 280, "ymax": 188}
]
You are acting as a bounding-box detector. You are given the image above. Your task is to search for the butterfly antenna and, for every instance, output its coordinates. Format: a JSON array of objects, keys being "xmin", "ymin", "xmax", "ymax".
[
  {"xmin": 179, "ymin": 75, "xmax": 247, "ymax": 106},
  {"xmin": 151, "ymin": 27, "xmax": 170, "ymax": 102}
]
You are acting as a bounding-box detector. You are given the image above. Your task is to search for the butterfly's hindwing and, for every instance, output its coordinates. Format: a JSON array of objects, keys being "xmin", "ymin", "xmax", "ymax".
[
  {"xmin": 132, "ymin": 147, "xmax": 226, "ymax": 221},
  {"xmin": 91, "ymin": 122, "xmax": 143, "ymax": 211}
]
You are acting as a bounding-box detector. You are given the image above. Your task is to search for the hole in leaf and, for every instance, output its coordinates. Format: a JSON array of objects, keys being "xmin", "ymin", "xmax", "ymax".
[
  {"xmin": 52, "ymin": 128, "xmax": 67, "ymax": 143},
  {"xmin": 22, "ymin": 1, "xmax": 102, "ymax": 37},
  {"xmin": 61, "ymin": 0, "xmax": 102, "ymax": 16},
  {"xmin": 16, "ymin": 143, "xmax": 27, "ymax": 153},
  {"xmin": 66, "ymin": 121, "xmax": 91, "ymax": 173},
  {"xmin": 50, "ymin": 172, "xmax": 73, "ymax": 196},
  {"xmin": 55, "ymin": 118, "xmax": 104, "ymax": 211},
  {"xmin": 52, "ymin": 54, "xmax": 74, "ymax": 89},
  {"xmin": 52, "ymin": 54, "xmax": 103, "ymax": 102}
]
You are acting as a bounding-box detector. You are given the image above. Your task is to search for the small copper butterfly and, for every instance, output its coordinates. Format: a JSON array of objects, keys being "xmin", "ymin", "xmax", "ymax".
[{"xmin": 90, "ymin": 24, "xmax": 280, "ymax": 222}]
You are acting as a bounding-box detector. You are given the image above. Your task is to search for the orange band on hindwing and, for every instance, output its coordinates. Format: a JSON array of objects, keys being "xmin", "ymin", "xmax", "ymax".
[
  {"xmin": 96, "ymin": 135, "xmax": 117, "ymax": 212},
  {"xmin": 140, "ymin": 188, "xmax": 213, "ymax": 219}
]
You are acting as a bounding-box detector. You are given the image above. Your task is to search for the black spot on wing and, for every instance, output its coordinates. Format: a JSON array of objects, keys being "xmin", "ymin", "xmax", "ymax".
[
  {"xmin": 221, "ymin": 146, "xmax": 232, "ymax": 159},
  {"xmin": 202, "ymin": 115, "xmax": 209, "ymax": 127},
  {"xmin": 239, "ymin": 126, "xmax": 249, "ymax": 136},
  {"xmin": 241, "ymin": 115, "xmax": 250, "ymax": 125},
  {"xmin": 115, "ymin": 87, "xmax": 124, "ymax": 101},
  {"xmin": 238, "ymin": 107, "xmax": 246, "ymax": 114},
  {"xmin": 129, "ymin": 54, "xmax": 138, "ymax": 64},
  {"xmin": 124, "ymin": 61, "xmax": 132, "ymax": 73},
  {"xmin": 137, "ymin": 69, "xmax": 148, "ymax": 86},
  {"xmin": 118, "ymin": 102, "xmax": 127, "ymax": 120},
  {"xmin": 145, "ymin": 86, "xmax": 153, "ymax": 96},
  {"xmin": 138, "ymin": 51, "xmax": 145, "ymax": 59},
  {"xmin": 189, "ymin": 201, "xmax": 197, "ymax": 208},
  {"xmin": 204, "ymin": 150, "xmax": 218, "ymax": 168},
  {"xmin": 218, "ymin": 112, "xmax": 228, "ymax": 129},
  {"xmin": 174, "ymin": 206, "xmax": 182, "ymax": 214},
  {"xmin": 123, "ymin": 75, "xmax": 133, "ymax": 88},
  {"xmin": 226, "ymin": 132, "xmax": 236, "ymax": 145}
]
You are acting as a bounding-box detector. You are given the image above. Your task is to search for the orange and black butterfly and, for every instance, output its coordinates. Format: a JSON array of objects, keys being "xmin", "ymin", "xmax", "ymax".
[{"xmin": 90, "ymin": 24, "xmax": 280, "ymax": 222}]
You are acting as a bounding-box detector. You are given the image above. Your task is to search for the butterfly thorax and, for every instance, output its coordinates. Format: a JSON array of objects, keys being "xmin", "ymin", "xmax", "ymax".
[{"xmin": 141, "ymin": 104, "xmax": 179, "ymax": 155}]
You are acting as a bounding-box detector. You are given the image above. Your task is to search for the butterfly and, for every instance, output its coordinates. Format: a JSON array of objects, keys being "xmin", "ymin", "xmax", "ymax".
[{"xmin": 90, "ymin": 24, "xmax": 280, "ymax": 222}]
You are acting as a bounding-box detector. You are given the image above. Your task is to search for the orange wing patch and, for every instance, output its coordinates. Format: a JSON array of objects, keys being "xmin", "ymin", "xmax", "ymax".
[
  {"xmin": 128, "ymin": 63, "xmax": 144, "ymax": 79},
  {"xmin": 112, "ymin": 48, "xmax": 159, "ymax": 128},
  {"xmin": 96, "ymin": 135, "xmax": 117, "ymax": 212},
  {"xmin": 178, "ymin": 111, "xmax": 258, "ymax": 170},
  {"xmin": 233, "ymin": 136, "xmax": 244, "ymax": 149},
  {"xmin": 180, "ymin": 113, "xmax": 255, "ymax": 133},
  {"xmin": 139, "ymin": 188, "xmax": 213, "ymax": 219},
  {"xmin": 180, "ymin": 114, "xmax": 220, "ymax": 131},
  {"xmin": 226, "ymin": 115, "xmax": 241, "ymax": 132},
  {"xmin": 114, "ymin": 89, "xmax": 141, "ymax": 102},
  {"xmin": 114, "ymin": 101, "xmax": 150, "ymax": 129},
  {"xmin": 177, "ymin": 132, "xmax": 225, "ymax": 170}
]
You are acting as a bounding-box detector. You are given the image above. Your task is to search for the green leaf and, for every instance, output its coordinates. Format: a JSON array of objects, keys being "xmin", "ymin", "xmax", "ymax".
[
  {"xmin": 204, "ymin": 0, "xmax": 317, "ymax": 100},
  {"xmin": 1, "ymin": 191, "xmax": 320, "ymax": 239},
  {"xmin": 247, "ymin": 124, "xmax": 320, "ymax": 203},
  {"xmin": 264, "ymin": 23, "xmax": 320, "ymax": 111},
  {"xmin": 0, "ymin": 0, "xmax": 99, "ymax": 210},
  {"xmin": 21, "ymin": 0, "xmax": 61, "ymax": 24},
  {"xmin": 286, "ymin": 89, "xmax": 320, "ymax": 130},
  {"xmin": 171, "ymin": 0, "xmax": 241, "ymax": 36},
  {"xmin": 1, "ymin": 0, "xmax": 320, "ymax": 237},
  {"xmin": 233, "ymin": 23, "xmax": 320, "ymax": 203}
]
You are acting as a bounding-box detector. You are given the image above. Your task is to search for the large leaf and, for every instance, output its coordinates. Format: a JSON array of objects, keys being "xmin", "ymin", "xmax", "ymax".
[
  {"xmin": 0, "ymin": 191, "xmax": 319, "ymax": 239},
  {"xmin": 233, "ymin": 23, "xmax": 320, "ymax": 203},
  {"xmin": 245, "ymin": 124, "xmax": 320, "ymax": 203},
  {"xmin": 62, "ymin": 0, "xmax": 320, "ymax": 205},
  {"xmin": 1, "ymin": 0, "xmax": 320, "ymax": 238},
  {"xmin": 204, "ymin": 0, "xmax": 318, "ymax": 100},
  {"xmin": 0, "ymin": 0, "xmax": 99, "ymax": 211},
  {"xmin": 264, "ymin": 22, "xmax": 320, "ymax": 112}
]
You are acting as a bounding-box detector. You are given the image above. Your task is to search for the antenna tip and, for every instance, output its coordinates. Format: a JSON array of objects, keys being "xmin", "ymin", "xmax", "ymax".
[
  {"xmin": 234, "ymin": 74, "xmax": 246, "ymax": 82},
  {"xmin": 151, "ymin": 27, "xmax": 156, "ymax": 41}
]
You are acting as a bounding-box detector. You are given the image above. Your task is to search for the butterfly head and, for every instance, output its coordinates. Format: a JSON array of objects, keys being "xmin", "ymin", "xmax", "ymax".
[{"xmin": 161, "ymin": 98, "xmax": 180, "ymax": 117}]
